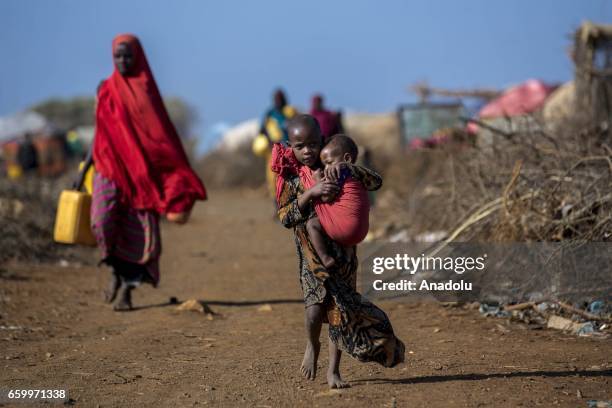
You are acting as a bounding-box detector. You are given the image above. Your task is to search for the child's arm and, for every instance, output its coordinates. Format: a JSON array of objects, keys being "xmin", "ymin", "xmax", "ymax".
[
  {"xmin": 277, "ymin": 179, "xmax": 310, "ymax": 228},
  {"xmin": 277, "ymin": 177, "xmax": 339, "ymax": 228},
  {"xmin": 299, "ymin": 180, "xmax": 339, "ymax": 208},
  {"xmin": 313, "ymin": 169, "xmax": 335, "ymax": 203}
]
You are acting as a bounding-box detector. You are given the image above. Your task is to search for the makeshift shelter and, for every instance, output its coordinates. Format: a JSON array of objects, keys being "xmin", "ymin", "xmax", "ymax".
[
  {"xmin": 573, "ymin": 21, "xmax": 612, "ymax": 131},
  {"xmin": 0, "ymin": 111, "xmax": 49, "ymax": 144},
  {"xmin": 398, "ymin": 103, "xmax": 466, "ymax": 148},
  {"xmin": 467, "ymin": 79, "xmax": 557, "ymax": 134},
  {"xmin": 0, "ymin": 111, "xmax": 66, "ymax": 178}
]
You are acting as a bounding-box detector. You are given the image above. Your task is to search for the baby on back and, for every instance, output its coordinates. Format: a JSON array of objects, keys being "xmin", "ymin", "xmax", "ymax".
[{"xmin": 302, "ymin": 134, "xmax": 371, "ymax": 269}]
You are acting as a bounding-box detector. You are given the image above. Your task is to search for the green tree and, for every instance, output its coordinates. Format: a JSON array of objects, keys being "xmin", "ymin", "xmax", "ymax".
[
  {"xmin": 31, "ymin": 96, "xmax": 196, "ymax": 138},
  {"xmin": 32, "ymin": 97, "xmax": 95, "ymax": 130},
  {"xmin": 163, "ymin": 97, "xmax": 198, "ymax": 138}
]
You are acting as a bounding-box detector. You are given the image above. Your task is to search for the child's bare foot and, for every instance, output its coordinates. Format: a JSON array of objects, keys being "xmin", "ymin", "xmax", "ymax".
[
  {"xmin": 327, "ymin": 341, "xmax": 349, "ymax": 388},
  {"xmin": 113, "ymin": 283, "xmax": 133, "ymax": 311},
  {"xmin": 300, "ymin": 341, "xmax": 320, "ymax": 380},
  {"xmin": 103, "ymin": 272, "xmax": 121, "ymax": 303},
  {"xmin": 321, "ymin": 255, "xmax": 336, "ymax": 269},
  {"xmin": 327, "ymin": 370, "xmax": 350, "ymax": 389}
]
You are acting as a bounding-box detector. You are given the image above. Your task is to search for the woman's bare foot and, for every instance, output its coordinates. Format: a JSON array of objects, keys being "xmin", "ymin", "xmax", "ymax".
[
  {"xmin": 103, "ymin": 272, "xmax": 121, "ymax": 303},
  {"xmin": 327, "ymin": 370, "xmax": 350, "ymax": 389},
  {"xmin": 300, "ymin": 341, "xmax": 320, "ymax": 380},
  {"xmin": 113, "ymin": 283, "xmax": 133, "ymax": 311}
]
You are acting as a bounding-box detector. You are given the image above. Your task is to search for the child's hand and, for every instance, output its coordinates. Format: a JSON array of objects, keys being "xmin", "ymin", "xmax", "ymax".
[
  {"xmin": 313, "ymin": 169, "xmax": 323, "ymax": 182},
  {"xmin": 324, "ymin": 162, "xmax": 349, "ymax": 183},
  {"xmin": 320, "ymin": 193, "xmax": 334, "ymax": 203},
  {"xmin": 310, "ymin": 179, "xmax": 340, "ymax": 200}
]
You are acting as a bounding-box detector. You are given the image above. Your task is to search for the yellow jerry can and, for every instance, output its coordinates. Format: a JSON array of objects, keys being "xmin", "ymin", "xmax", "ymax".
[
  {"xmin": 53, "ymin": 190, "xmax": 97, "ymax": 246},
  {"xmin": 252, "ymin": 134, "xmax": 270, "ymax": 157},
  {"xmin": 7, "ymin": 164, "xmax": 23, "ymax": 180}
]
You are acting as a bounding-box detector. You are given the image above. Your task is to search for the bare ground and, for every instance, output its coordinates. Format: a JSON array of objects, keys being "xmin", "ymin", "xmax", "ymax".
[{"xmin": 1, "ymin": 189, "xmax": 610, "ymax": 407}]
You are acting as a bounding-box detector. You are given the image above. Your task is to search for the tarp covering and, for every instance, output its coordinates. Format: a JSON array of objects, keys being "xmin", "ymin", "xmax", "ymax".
[
  {"xmin": 0, "ymin": 111, "xmax": 49, "ymax": 143},
  {"xmin": 478, "ymin": 79, "xmax": 557, "ymax": 119}
]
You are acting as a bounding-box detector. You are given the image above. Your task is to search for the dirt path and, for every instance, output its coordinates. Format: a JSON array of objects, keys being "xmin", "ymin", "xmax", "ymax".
[{"xmin": 1, "ymin": 189, "xmax": 610, "ymax": 407}]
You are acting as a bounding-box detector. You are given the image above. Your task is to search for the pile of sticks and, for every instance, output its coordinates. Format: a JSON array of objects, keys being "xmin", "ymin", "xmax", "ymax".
[{"xmin": 437, "ymin": 120, "xmax": 612, "ymax": 242}]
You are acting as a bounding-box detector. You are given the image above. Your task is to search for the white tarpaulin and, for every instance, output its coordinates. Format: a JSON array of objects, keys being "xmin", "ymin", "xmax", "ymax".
[{"xmin": 0, "ymin": 111, "xmax": 49, "ymax": 143}]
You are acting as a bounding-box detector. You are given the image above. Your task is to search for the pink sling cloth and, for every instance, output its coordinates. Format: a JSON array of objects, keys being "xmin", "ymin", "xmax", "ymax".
[{"xmin": 272, "ymin": 143, "xmax": 369, "ymax": 246}]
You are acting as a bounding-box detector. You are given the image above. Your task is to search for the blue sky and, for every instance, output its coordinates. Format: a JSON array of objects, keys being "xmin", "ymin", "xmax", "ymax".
[{"xmin": 1, "ymin": 0, "xmax": 610, "ymax": 140}]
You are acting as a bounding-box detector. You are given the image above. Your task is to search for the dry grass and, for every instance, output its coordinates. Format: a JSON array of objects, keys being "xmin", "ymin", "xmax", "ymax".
[{"xmin": 375, "ymin": 119, "xmax": 612, "ymax": 243}]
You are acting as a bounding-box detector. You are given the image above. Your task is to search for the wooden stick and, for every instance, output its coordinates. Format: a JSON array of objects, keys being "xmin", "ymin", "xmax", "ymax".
[
  {"xmin": 503, "ymin": 160, "xmax": 523, "ymax": 217},
  {"xmin": 503, "ymin": 302, "xmax": 535, "ymax": 312},
  {"xmin": 555, "ymin": 300, "xmax": 611, "ymax": 322},
  {"xmin": 427, "ymin": 191, "xmax": 538, "ymax": 258}
]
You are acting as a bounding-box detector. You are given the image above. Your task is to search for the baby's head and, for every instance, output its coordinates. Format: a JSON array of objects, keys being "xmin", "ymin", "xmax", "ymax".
[
  {"xmin": 287, "ymin": 114, "xmax": 323, "ymax": 168},
  {"xmin": 320, "ymin": 134, "xmax": 358, "ymax": 168}
]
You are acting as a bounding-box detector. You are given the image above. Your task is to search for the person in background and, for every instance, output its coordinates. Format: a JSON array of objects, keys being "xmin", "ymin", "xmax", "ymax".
[
  {"xmin": 309, "ymin": 93, "xmax": 343, "ymax": 140},
  {"xmin": 17, "ymin": 133, "xmax": 38, "ymax": 174},
  {"xmin": 255, "ymin": 88, "xmax": 297, "ymax": 201},
  {"xmin": 90, "ymin": 34, "xmax": 207, "ymax": 311}
]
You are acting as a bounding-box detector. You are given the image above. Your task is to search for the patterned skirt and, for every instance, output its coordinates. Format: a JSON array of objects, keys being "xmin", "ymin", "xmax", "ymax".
[
  {"xmin": 90, "ymin": 173, "xmax": 161, "ymax": 286},
  {"xmin": 295, "ymin": 223, "xmax": 405, "ymax": 368}
]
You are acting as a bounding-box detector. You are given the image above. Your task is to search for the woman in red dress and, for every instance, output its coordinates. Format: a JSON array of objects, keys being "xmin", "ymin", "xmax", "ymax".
[{"xmin": 91, "ymin": 34, "xmax": 207, "ymax": 311}]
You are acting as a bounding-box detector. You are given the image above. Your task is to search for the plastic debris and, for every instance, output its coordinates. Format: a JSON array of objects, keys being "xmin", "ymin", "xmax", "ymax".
[
  {"xmin": 587, "ymin": 401, "xmax": 612, "ymax": 408},
  {"xmin": 547, "ymin": 315, "xmax": 583, "ymax": 332},
  {"xmin": 588, "ymin": 300, "xmax": 606, "ymax": 316},
  {"xmin": 479, "ymin": 303, "xmax": 510, "ymax": 318},
  {"xmin": 576, "ymin": 322, "xmax": 596, "ymax": 336},
  {"xmin": 477, "ymin": 300, "xmax": 610, "ymax": 338},
  {"xmin": 535, "ymin": 302, "xmax": 553, "ymax": 313}
]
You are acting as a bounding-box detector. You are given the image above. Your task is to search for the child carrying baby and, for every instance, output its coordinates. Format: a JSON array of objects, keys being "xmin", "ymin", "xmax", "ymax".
[{"xmin": 272, "ymin": 114, "xmax": 404, "ymax": 389}]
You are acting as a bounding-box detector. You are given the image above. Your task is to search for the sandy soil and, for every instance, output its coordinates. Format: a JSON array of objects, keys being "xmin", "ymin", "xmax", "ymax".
[{"xmin": 1, "ymin": 189, "xmax": 610, "ymax": 407}]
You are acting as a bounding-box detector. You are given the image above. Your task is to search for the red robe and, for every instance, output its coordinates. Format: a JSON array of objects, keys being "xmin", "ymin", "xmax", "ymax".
[{"xmin": 94, "ymin": 34, "xmax": 206, "ymax": 214}]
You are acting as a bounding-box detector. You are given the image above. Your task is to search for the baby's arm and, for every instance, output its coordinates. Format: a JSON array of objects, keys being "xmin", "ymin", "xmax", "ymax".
[
  {"xmin": 323, "ymin": 162, "xmax": 382, "ymax": 191},
  {"xmin": 346, "ymin": 163, "xmax": 383, "ymax": 191}
]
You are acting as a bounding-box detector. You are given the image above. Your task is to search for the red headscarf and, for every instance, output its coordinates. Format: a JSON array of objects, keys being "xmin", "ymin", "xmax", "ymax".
[
  {"xmin": 270, "ymin": 143, "xmax": 301, "ymax": 204},
  {"xmin": 94, "ymin": 34, "xmax": 206, "ymax": 214}
]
